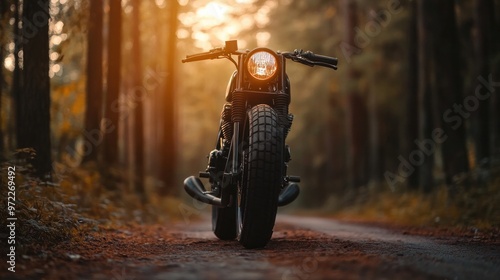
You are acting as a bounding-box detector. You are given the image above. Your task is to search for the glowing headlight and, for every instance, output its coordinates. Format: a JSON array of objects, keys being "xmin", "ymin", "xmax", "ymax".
[{"xmin": 246, "ymin": 49, "xmax": 278, "ymax": 82}]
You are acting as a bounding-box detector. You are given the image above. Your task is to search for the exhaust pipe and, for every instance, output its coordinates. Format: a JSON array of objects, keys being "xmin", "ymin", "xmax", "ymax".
[
  {"xmin": 278, "ymin": 183, "xmax": 300, "ymax": 207},
  {"xmin": 184, "ymin": 176, "xmax": 222, "ymax": 206}
]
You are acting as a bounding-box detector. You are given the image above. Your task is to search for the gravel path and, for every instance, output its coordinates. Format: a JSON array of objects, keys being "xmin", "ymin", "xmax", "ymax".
[{"xmin": 5, "ymin": 215, "xmax": 499, "ymax": 280}]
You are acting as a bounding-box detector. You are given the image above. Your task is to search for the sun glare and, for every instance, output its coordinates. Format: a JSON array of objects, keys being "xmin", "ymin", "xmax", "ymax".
[
  {"xmin": 180, "ymin": 0, "xmax": 275, "ymax": 50},
  {"xmin": 196, "ymin": 2, "xmax": 229, "ymax": 24}
]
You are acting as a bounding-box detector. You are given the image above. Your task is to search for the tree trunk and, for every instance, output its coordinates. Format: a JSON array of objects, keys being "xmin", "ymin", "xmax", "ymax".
[
  {"xmin": 406, "ymin": 0, "xmax": 419, "ymax": 189},
  {"xmin": 83, "ymin": 0, "xmax": 104, "ymax": 163},
  {"xmin": 102, "ymin": 0, "xmax": 122, "ymax": 166},
  {"xmin": 492, "ymin": 2, "xmax": 500, "ymax": 170},
  {"xmin": 131, "ymin": 0, "xmax": 146, "ymax": 202},
  {"xmin": 433, "ymin": 0, "xmax": 470, "ymax": 186},
  {"xmin": 367, "ymin": 83, "xmax": 380, "ymax": 185},
  {"xmin": 342, "ymin": 0, "xmax": 368, "ymax": 189},
  {"xmin": 17, "ymin": 0, "xmax": 52, "ymax": 177},
  {"xmin": 12, "ymin": 0, "xmax": 22, "ymax": 153},
  {"xmin": 0, "ymin": 0, "xmax": 8, "ymax": 160},
  {"xmin": 367, "ymin": 10, "xmax": 382, "ymax": 186},
  {"xmin": 158, "ymin": 0, "xmax": 179, "ymax": 195},
  {"xmin": 473, "ymin": 0, "xmax": 495, "ymax": 176},
  {"xmin": 416, "ymin": 0, "xmax": 435, "ymax": 192},
  {"xmin": 151, "ymin": 4, "xmax": 163, "ymax": 182}
]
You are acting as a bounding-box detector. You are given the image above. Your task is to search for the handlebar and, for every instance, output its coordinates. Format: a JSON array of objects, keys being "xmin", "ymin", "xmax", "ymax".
[
  {"xmin": 182, "ymin": 42, "xmax": 338, "ymax": 70},
  {"xmin": 281, "ymin": 49, "xmax": 338, "ymax": 70},
  {"xmin": 181, "ymin": 48, "xmax": 225, "ymax": 63},
  {"xmin": 182, "ymin": 40, "xmax": 241, "ymax": 63},
  {"xmin": 302, "ymin": 51, "xmax": 338, "ymax": 68}
]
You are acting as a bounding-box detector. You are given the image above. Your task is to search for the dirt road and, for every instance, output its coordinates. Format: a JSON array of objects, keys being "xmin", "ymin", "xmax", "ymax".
[{"xmin": 5, "ymin": 215, "xmax": 500, "ymax": 279}]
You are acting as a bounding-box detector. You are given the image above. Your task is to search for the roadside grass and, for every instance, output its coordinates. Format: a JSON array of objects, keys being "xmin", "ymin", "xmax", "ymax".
[
  {"xmin": 326, "ymin": 177, "xmax": 500, "ymax": 229},
  {"xmin": 2, "ymin": 153, "xmax": 498, "ymax": 248},
  {"xmin": 0, "ymin": 159, "xmax": 186, "ymax": 247}
]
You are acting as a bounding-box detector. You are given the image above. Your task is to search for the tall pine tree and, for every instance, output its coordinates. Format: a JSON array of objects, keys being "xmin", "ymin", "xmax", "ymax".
[
  {"xmin": 83, "ymin": 0, "xmax": 104, "ymax": 163},
  {"xmin": 102, "ymin": 0, "xmax": 122, "ymax": 165},
  {"xmin": 17, "ymin": 0, "xmax": 52, "ymax": 177}
]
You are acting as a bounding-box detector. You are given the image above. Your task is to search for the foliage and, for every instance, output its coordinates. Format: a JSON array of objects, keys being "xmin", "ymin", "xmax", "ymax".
[
  {"xmin": 0, "ymin": 160, "xmax": 84, "ymax": 246},
  {"xmin": 0, "ymin": 155, "xmax": 188, "ymax": 247},
  {"xmin": 330, "ymin": 175, "xmax": 500, "ymax": 229}
]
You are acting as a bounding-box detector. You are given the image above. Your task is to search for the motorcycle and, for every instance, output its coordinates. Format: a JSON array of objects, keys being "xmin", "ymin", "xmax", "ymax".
[{"xmin": 182, "ymin": 40, "xmax": 338, "ymax": 248}]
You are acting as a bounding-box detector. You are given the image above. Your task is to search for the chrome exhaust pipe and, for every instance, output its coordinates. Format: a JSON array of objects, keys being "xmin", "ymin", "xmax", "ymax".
[
  {"xmin": 278, "ymin": 183, "xmax": 300, "ymax": 207},
  {"xmin": 184, "ymin": 176, "xmax": 222, "ymax": 206}
]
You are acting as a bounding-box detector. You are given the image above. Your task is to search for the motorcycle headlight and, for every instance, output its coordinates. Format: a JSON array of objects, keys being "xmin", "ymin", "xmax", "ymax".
[{"xmin": 246, "ymin": 49, "xmax": 278, "ymax": 82}]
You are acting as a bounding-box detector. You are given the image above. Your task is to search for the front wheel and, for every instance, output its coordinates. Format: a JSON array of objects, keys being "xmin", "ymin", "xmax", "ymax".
[{"xmin": 237, "ymin": 104, "xmax": 283, "ymax": 249}]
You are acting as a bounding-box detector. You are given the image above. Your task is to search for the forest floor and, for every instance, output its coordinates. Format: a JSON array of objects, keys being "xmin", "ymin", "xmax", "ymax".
[
  {"xmin": 3, "ymin": 214, "xmax": 499, "ymax": 280},
  {"xmin": 2, "ymin": 164, "xmax": 499, "ymax": 279}
]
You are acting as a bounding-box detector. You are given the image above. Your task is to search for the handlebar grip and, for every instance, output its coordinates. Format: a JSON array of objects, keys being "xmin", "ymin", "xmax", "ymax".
[
  {"xmin": 182, "ymin": 53, "xmax": 214, "ymax": 63},
  {"xmin": 304, "ymin": 52, "xmax": 338, "ymax": 66},
  {"xmin": 182, "ymin": 49, "xmax": 224, "ymax": 63}
]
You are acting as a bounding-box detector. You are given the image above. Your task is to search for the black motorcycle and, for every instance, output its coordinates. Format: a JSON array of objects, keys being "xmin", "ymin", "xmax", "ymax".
[{"xmin": 183, "ymin": 40, "xmax": 337, "ymax": 248}]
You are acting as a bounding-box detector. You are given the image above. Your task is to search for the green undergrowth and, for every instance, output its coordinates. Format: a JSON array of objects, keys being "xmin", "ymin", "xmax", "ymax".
[
  {"xmin": 0, "ymin": 157, "xmax": 186, "ymax": 247},
  {"xmin": 324, "ymin": 177, "xmax": 500, "ymax": 229}
]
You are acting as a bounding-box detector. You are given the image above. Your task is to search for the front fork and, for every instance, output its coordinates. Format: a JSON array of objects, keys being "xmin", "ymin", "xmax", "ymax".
[
  {"xmin": 202, "ymin": 122, "xmax": 241, "ymax": 207},
  {"xmin": 206, "ymin": 109, "xmax": 296, "ymax": 208},
  {"xmin": 219, "ymin": 122, "xmax": 240, "ymax": 207}
]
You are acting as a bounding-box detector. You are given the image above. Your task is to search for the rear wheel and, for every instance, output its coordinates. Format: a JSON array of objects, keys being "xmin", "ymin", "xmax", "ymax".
[{"xmin": 237, "ymin": 104, "xmax": 283, "ymax": 249}]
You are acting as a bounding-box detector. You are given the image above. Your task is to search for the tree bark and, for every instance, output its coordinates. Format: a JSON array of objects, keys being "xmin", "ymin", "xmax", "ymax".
[
  {"xmin": 406, "ymin": 0, "xmax": 419, "ymax": 189},
  {"xmin": 102, "ymin": 0, "xmax": 122, "ymax": 166},
  {"xmin": 342, "ymin": 0, "xmax": 368, "ymax": 189},
  {"xmin": 12, "ymin": 0, "xmax": 22, "ymax": 152},
  {"xmin": 416, "ymin": 0, "xmax": 435, "ymax": 192},
  {"xmin": 473, "ymin": 0, "xmax": 495, "ymax": 175},
  {"xmin": 83, "ymin": 0, "xmax": 104, "ymax": 163},
  {"xmin": 491, "ymin": 2, "xmax": 500, "ymax": 170},
  {"xmin": 17, "ymin": 0, "xmax": 52, "ymax": 177},
  {"xmin": 158, "ymin": 0, "xmax": 179, "ymax": 195},
  {"xmin": 131, "ymin": 0, "xmax": 146, "ymax": 202},
  {"xmin": 433, "ymin": 0, "xmax": 470, "ymax": 186},
  {"xmin": 0, "ymin": 0, "xmax": 8, "ymax": 160}
]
